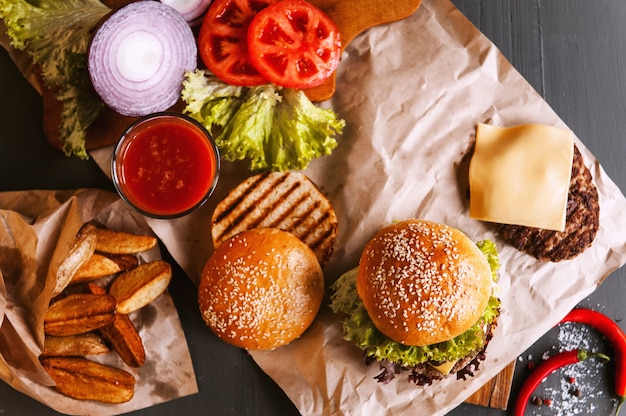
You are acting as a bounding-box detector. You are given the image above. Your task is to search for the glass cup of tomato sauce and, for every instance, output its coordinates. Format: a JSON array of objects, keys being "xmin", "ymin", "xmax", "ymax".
[{"xmin": 112, "ymin": 112, "xmax": 220, "ymax": 219}]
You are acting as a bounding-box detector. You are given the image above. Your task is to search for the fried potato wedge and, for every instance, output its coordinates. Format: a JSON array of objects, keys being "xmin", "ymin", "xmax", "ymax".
[
  {"xmin": 41, "ymin": 333, "xmax": 111, "ymax": 357},
  {"xmin": 85, "ymin": 283, "xmax": 145, "ymax": 367},
  {"xmin": 108, "ymin": 253, "xmax": 140, "ymax": 271},
  {"xmin": 54, "ymin": 223, "xmax": 97, "ymax": 297},
  {"xmin": 108, "ymin": 261, "xmax": 172, "ymax": 314},
  {"xmin": 98, "ymin": 313, "xmax": 146, "ymax": 367},
  {"xmin": 94, "ymin": 227, "xmax": 158, "ymax": 254},
  {"xmin": 41, "ymin": 357, "xmax": 135, "ymax": 403},
  {"xmin": 44, "ymin": 293, "xmax": 117, "ymax": 337},
  {"xmin": 71, "ymin": 253, "xmax": 122, "ymax": 284}
]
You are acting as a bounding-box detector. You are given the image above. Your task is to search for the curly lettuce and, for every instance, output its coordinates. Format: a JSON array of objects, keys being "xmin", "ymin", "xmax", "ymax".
[
  {"xmin": 477, "ymin": 239, "xmax": 500, "ymax": 282},
  {"xmin": 181, "ymin": 69, "xmax": 345, "ymax": 172},
  {"xmin": 0, "ymin": 0, "xmax": 110, "ymax": 158},
  {"xmin": 330, "ymin": 240, "xmax": 501, "ymax": 367}
]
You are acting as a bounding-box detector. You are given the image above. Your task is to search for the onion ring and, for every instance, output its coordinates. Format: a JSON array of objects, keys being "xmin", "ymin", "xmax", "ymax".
[{"xmin": 88, "ymin": 1, "xmax": 197, "ymax": 117}]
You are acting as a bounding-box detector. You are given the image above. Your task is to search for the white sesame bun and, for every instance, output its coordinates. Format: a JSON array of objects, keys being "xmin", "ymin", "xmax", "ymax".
[
  {"xmin": 198, "ymin": 228, "xmax": 324, "ymax": 350},
  {"xmin": 356, "ymin": 219, "xmax": 492, "ymax": 346}
]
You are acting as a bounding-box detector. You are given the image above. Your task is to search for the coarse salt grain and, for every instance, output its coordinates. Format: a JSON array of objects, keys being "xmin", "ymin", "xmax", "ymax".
[{"xmin": 524, "ymin": 322, "xmax": 613, "ymax": 415}]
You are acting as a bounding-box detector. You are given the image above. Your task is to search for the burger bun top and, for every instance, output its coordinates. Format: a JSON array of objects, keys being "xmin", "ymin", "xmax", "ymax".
[
  {"xmin": 198, "ymin": 228, "xmax": 324, "ymax": 350},
  {"xmin": 357, "ymin": 219, "xmax": 492, "ymax": 346}
]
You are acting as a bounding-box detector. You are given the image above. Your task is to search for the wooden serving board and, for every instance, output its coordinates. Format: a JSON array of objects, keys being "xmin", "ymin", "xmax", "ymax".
[
  {"xmin": 305, "ymin": 0, "xmax": 423, "ymax": 101},
  {"xmin": 227, "ymin": 0, "xmax": 520, "ymax": 404},
  {"xmin": 465, "ymin": 361, "xmax": 516, "ymax": 410}
]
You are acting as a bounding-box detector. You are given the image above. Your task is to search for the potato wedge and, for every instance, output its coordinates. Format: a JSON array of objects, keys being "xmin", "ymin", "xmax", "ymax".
[
  {"xmin": 84, "ymin": 283, "xmax": 145, "ymax": 367},
  {"xmin": 71, "ymin": 253, "xmax": 122, "ymax": 284},
  {"xmin": 53, "ymin": 223, "xmax": 97, "ymax": 297},
  {"xmin": 41, "ymin": 357, "xmax": 135, "ymax": 403},
  {"xmin": 44, "ymin": 293, "xmax": 117, "ymax": 336},
  {"xmin": 97, "ymin": 312, "xmax": 146, "ymax": 367},
  {"xmin": 108, "ymin": 260, "xmax": 172, "ymax": 314},
  {"xmin": 41, "ymin": 333, "xmax": 111, "ymax": 357},
  {"xmin": 108, "ymin": 253, "xmax": 140, "ymax": 271},
  {"xmin": 94, "ymin": 227, "xmax": 157, "ymax": 254}
]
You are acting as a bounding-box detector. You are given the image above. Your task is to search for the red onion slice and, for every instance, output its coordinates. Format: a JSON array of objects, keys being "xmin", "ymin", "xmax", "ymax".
[
  {"xmin": 88, "ymin": 1, "xmax": 197, "ymax": 117},
  {"xmin": 160, "ymin": 0, "xmax": 213, "ymax": 24}
]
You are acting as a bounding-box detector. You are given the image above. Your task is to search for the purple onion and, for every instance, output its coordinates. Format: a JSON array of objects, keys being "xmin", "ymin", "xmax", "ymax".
[
  {"xmin": 88, "ymin": 1, "xmax": 197, "ymax": 117},
  {"xmin": 160, "ymin": 0, "xmax": 213, "ymax": 24}
]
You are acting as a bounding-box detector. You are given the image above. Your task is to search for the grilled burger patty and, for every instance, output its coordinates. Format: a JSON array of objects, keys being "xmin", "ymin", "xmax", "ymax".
[
  {"xmin": 211, "ymin": 171, "xmax": 338, "ymax": 266},
  {"xmin": 495, "ymin": 145, "xmax": 599, "ymax": 261}
]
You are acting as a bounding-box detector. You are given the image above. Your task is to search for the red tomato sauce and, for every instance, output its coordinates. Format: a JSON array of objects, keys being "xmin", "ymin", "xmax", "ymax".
[{"xmin": 114, "ymin": 115, "xmax": 219, "ymax": 217}]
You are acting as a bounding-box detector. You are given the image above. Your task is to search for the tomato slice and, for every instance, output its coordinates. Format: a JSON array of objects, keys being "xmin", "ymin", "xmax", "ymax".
[
  {"xmin": 247, "ymin": 0, "xmax": 341, "ymax": 89},
  {"xmin": 198, "ymin": 0, "xmax": 276, "ymax": 86}
]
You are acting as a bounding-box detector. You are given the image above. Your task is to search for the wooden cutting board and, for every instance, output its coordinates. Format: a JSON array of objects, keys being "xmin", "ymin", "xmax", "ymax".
[
  {"xmin": 305, "ymin": 0, "xmax": 423, "ymax": 101},
  {"xmin": 37, "ymin": 1, "xmax": 517, "ymax": 408},
  {"xmin": 39, "ymin": 2, "xmax": 517, "ymax": 408},
  {"xmin": 465, "ymin": 361, "xmax": 516, "ymax": 410},
  {"xmin": 302, "ymin": 2, "xmax": 521, "ymax": 406}
]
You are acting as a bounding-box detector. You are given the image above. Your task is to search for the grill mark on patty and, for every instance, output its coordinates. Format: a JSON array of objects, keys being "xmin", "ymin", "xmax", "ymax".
[
  {"xmin": 306, "ymin": 211, "xmax": 334, "ymax": 250},
  {"xmin": 265, "ymin": 188, "xmax": 314, "ymax": 229}
]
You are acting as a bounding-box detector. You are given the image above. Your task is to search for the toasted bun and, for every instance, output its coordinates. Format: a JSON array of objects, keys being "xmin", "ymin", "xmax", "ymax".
[
  {"xmin": 211, "ymin": 171, "xmax": 338, "ymax": 266},
  {"xmin": 199, "ymin": 228, "xmax": 324, "ymax": 350},
  {"xmin": 356, "ymin": 219, "xmax": 492, "ymax": 346}
]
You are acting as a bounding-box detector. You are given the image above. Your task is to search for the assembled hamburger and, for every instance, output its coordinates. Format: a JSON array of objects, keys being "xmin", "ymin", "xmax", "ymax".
[{"xmin": 330, "ymin": 219, "xmax": 501, "ymax": 385}]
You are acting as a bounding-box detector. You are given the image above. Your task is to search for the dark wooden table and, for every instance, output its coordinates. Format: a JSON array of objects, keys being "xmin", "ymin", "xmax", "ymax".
[{"xmin": 1, "ymin": 1, "xmax": 625, "ymax": 415}]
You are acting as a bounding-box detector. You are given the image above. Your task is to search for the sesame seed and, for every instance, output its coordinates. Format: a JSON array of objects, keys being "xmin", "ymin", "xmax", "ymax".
[
  {"xmin": 364, "ymin": 221, "xmax": 482, "ymax": 340},
  {"xmin": 200, "ymin": 230, "xmax": 321, "ymax": 348}
]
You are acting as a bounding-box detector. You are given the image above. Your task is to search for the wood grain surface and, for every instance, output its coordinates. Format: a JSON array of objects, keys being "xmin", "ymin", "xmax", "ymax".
[
  {"xmin": 464, "ymin": 362, "xmax": 516, "ymax": 410},
  {"xmin": 449, "ymin": 2, "xmax": 626, "ymax": 414},
  {"xmin": 39, "ymin": 0, "xmax": 422, "ymax": 151},
  {"xmin": 306, "ymin": 0, "xmax": 422, "ymax": 101}
]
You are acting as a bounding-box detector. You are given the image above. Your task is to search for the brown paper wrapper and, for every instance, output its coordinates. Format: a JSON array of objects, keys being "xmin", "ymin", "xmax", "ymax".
[
  {"xmin": 88, "ymin": 0, "xmax": 626, "ymax": 413},
  {"xmin": 243, "ymin": 1, "xmax": 626, "ymax": 414},
  {"xmin": 0, "ymin": 189, "xmax": 198, "ymax": 415},
  {"xmin": 4, "ymin": 0, "xmax": 626, "ymax": 414}
]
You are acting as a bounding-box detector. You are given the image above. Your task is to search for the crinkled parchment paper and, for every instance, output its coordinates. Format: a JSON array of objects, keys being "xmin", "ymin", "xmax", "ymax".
[
  {"xmin": 4, "ymin": 0, "xmax": 626, "ymax": 415},
  {"xmin": 0, "ymin": 189, "xmax": 198, "ymax": 415},
  {"xmin": 243, "ymin": 1, "xmax": 626, "ymax": 415}
]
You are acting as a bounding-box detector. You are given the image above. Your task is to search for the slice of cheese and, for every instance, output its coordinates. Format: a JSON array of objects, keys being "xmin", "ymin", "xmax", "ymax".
[
  {"xmin": 430, "ymin": 360, "xmax": 458, "ymax": 375},
  {"xmin": 469, "ymin": 123, "xmax": 573, "ymax": 232}
]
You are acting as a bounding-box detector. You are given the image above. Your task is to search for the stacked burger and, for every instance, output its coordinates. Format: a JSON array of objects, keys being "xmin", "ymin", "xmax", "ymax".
[{"xmin": 330, "ymin": 219, "xmax": 501, "ymax": 385}]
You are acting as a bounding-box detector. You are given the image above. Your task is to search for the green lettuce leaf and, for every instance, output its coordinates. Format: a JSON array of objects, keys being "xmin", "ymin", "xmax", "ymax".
[
  {"xmin": 217, "ymin": 84, "xmax": 282, "ymax": 171},
  {"xmin": 330, "ymin": 240, "xmax": 501, "ymax": 367},
  {"xmin": 0, "ymin": 0, "xmax": 110, "ymax": 158},
  {"xmin": 477, "ymin": 239, "xmax": 500, "ymax": 282},
  {"xmin": 181, "ymin": 69, "xmax": 345, "ymax": 172},
  {"xmin": 180, "ymin": 68, "xmax": 244, "ymax": 128}
]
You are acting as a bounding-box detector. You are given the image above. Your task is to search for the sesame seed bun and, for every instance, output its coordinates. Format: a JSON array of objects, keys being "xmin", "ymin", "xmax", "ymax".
[
  {"xmin": 198, "ymin": 228, "xmax": 324, "ymax": 350},
  {"xmin": 356, "ymin": 219, "xmax": 492, "ymax": 346}
]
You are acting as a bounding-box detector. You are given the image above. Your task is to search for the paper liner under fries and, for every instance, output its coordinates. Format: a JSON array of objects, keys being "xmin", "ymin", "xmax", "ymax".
[{"xmin": 0, "ymin": 189, "xmax": 197, "ymax": 416}]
